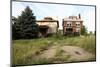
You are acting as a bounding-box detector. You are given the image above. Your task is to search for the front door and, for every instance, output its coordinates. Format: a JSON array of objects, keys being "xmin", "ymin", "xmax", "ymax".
[{"xmin": 65, "ymin": 28, "xmax": 73, "ymax": 35}]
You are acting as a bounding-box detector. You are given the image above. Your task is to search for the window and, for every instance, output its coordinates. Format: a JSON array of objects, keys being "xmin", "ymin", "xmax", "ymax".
[
  {"xmin": 67, "ymin": 22, "xmax": 72, "ymax": 27},
  {"xmin": 78, "ymin": 24, "xmax": 80, "ymax": 26},
  {"xmin": 67, "ymin": 24, "xmax": 69, "ymax": 26},
  {"xmin": 76, "ymin": 22, "xmax": 80, "ymax": 27},
  {"xmin": 70, "ymin": 24, "xmax": 71, "ymax": 27},
  {"xmin": 67, "ymin": 24, "xmax": 72, "ymax": 27}
]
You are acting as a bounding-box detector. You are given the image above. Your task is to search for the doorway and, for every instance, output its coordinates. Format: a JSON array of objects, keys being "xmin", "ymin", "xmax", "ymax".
[{"xmin": 39, "ymin": 25, "xmax": 49, "ymax": 37}]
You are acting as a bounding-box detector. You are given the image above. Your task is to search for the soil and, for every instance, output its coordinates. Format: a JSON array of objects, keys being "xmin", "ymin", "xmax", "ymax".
[{"xmin": 37, "ymin": 45, "xmax": 95, "ymax": 62}]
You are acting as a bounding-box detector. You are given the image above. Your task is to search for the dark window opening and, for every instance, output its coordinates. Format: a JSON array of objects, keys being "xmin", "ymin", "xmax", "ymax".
[
  {"xmin": 39, "ymin": 25, "xmax": 49, "ymax": 37},
  {"xmin": 67, "ymin": 24, "xmax": 71, "ymax": 27},
  {"xmin": 66, "ymin": 28, "xmax": 73, "ymax": 32}
]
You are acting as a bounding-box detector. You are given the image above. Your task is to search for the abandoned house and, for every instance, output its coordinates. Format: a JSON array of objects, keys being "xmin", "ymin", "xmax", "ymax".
[
  {"xmin": 36, "ymin": 17, "xmax": 59, "ymax": 37},
  {"xmin": 62, "ymin": 14, "xmax": 83, "ymax": 36}
]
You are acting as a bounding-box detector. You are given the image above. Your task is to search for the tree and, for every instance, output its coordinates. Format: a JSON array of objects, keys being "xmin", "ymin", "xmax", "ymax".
[
  {"xmin": 12, "ymin": 16, "xmax": 18, "ymax": 39},
  {"xmin": 81, "ymin": 25, "xmax": 87, "ymax": 35},
  {"xmin": 12, "ymin": 6, "xmax": 39, "ymax": 39},
  {"xmin": 89, "ymin": 31, "xmax": 93, "ymax": 35}
]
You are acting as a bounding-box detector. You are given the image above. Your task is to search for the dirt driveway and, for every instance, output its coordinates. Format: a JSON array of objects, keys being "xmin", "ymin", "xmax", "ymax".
[{"xmin": 39, "ymin": 45, "xmax": 95, "ymax": 62}]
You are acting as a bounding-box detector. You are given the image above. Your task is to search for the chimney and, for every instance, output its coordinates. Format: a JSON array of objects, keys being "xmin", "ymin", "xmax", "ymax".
[{"xmin": 78, "ymin": 14, "xmax": 81, "ymax": 19}]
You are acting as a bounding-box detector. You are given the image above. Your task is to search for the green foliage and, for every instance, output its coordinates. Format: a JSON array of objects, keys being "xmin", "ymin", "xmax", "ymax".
[
  {"xmin": 89, "ymin": 31, "xmax": 93, "ymax": 35},
  {"xmin": 12, "ymin": 6, "xmax": 39, "ymax": 39},
  {"xmin": 12, "ymin": 17, "xmax": 18, "ymax": 39},
  {"xmin": 52, "ymin": 30, "xmax": 63, "ymax": 40},
  {"xmin": 81, "ymin": 25, "xmax": 88, "ymax": 35},
  {"xmin": 78, "ymin": 35, "xmax": 96, "ymax": 53}
]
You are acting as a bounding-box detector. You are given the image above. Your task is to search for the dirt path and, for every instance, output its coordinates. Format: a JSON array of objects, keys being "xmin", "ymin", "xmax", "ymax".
[
  {"xmin": 61, "ymin": 46, "xmax": 95, "ymax": 61},
  {"xmin": 38, "ymin": 45, "xmax": 95, "ymax": 62},
  {"xmin": 40, "ymin": 46, "xmax": 57, "ymax": 58}
]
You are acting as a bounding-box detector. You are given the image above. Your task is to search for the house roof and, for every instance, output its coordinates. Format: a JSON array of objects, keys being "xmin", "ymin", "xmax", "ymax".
[
  {"xmin": 63, "ymin": 19, "xmax": 83, "ymax": 22},
  {"xmin": 36, "ymin": 17, "xmax": 58, "ymax": 22},
  {"xmin": 63, "ymin": 15, "xmax": 83, "ymax": 22},
  {"xmin": 62, "ymin": 15, "xmax": 83, "ymax": 26},
  {"xmin": 36, "ymin": 17, "xmax": 59, "ymax": 27}
]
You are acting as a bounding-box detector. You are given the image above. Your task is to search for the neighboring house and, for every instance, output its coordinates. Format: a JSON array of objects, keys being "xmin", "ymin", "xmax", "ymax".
[
  {"xmin": 62, "ymin": 14, "xmax": 83, "ymax": 36},
  {"xmin": 36, "ymin": 17, "xmax": 59, "ymax": 37}
]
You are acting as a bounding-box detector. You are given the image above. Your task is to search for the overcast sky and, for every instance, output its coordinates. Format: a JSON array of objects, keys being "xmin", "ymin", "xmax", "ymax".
[{"xmin": 12, "ymin": 1, "xmax": 95, "ymax": 32}]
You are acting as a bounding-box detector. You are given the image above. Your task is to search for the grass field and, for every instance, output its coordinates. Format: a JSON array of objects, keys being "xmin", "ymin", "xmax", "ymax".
[{"xmin": 12, "ymin": 34, "xmax": 96, "ymax": 65}]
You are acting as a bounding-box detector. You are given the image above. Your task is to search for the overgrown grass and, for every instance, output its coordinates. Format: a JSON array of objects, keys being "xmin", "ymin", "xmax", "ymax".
[
  {"xmin": 12, "ymin": 34, "xmax": 96, "ymax": 65},
  {"xmin": 12, "ymin": 38, "xmax": 53, "ymax": 65},
  {"xmin": 53, "ymin": 47, "xmax": 71, "ymax": 63}
]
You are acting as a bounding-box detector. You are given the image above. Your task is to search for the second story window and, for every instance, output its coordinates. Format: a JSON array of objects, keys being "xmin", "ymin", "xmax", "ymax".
[
  {"xmin": 76, "ymin": 22, "xmax": 80, "ymax": 27},
  {"xmin": 76, "ymin": 24, "xmax": 80, "ymax": 27},
  {"xmin": 67, "ymin": 24, "xmax": 71, "ymax": 27},
  {"xmin": 67, "ymin": 24, "xmax": 69, "ymax": 27},
  {"xmin": 78, "ymin": 24, "xmax": 80, "ymax": 26},
  {"xmin": 66, "ymin": 22, "xmax": 72, "ymax": 27}
]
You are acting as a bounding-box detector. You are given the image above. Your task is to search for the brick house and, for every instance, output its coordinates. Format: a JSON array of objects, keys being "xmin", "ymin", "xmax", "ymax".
[
  {"xmin": 36, "ymin": 17, "xmax": 59, "ymax": 37},
  {"xmin": 62, "ymin": 14, "xmax": 83, "ymax": 36}
]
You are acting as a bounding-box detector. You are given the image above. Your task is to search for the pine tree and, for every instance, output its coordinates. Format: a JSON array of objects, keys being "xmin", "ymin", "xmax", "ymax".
[
  {"xmin": 13, "ymin": 6, "xmax": 39, "ymax": 39},
  {"xmin": 12, "ymin": 16, "xmax": 17, "ymax": 39}
]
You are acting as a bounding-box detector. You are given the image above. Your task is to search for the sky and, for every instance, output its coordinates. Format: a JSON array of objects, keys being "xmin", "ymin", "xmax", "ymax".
[{"xmin": 12, "ymin": 1, "xmax": 96, "ymax": 32}]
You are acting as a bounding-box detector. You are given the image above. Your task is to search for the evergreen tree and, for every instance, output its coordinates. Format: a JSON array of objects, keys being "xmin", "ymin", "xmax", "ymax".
[
  {"xmin": 12, "ymin": 16, "xmax": 17, "ymax": 39},
  {"xmin": 13, "ymin": 6, "xmax": 39, "ymax": 39}
]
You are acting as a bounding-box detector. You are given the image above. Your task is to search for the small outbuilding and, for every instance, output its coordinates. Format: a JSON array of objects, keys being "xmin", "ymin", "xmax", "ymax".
[{"xmin": 36, "ymin": 17, "xmax": 59, "ymax": 37}]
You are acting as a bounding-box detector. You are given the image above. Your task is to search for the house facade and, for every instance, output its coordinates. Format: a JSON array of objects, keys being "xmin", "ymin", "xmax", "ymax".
[
  {"xmin": 62, "ymin": 14, "xmax": 83, "ymax": 36},
  {"xmin": 36, "ymin": 17, "xmax": 59, "ymax": 37}
]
